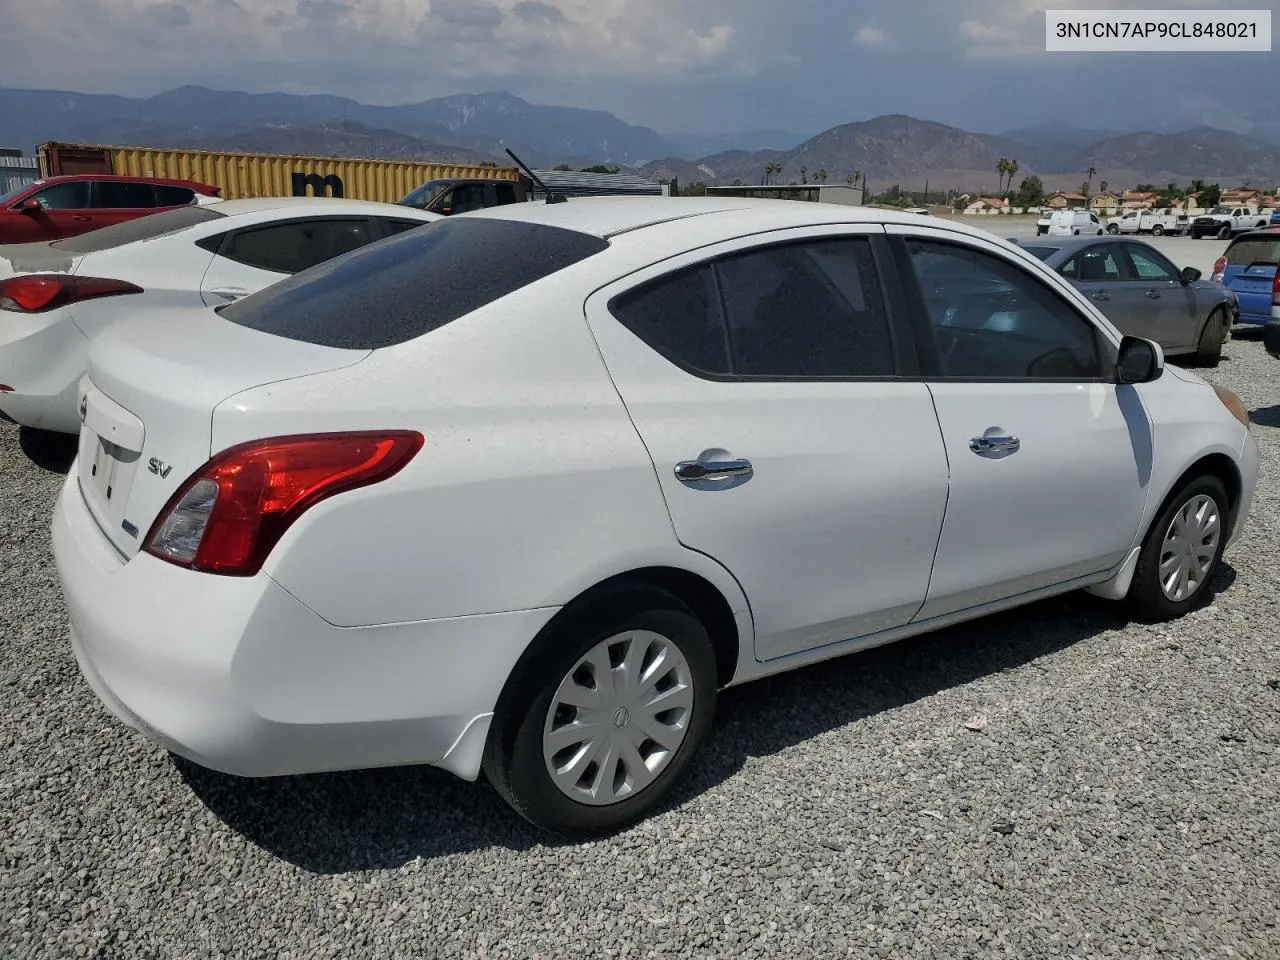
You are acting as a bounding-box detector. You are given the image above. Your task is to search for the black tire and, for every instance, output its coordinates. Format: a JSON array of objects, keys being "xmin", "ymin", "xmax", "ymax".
[
  {"xmin": 1218, "ymin": 224, "xmax": 1231, "ymax": 240},
  {"xmin": 1194, "ymin": 308, "xmax": 1227, "ymax": 367},
  {"xmin": 1127, "ymin": 475, "xmax": 1229, "ymax": 622},
  {"xmin": 1107, "ymin": 224, "xmax": 1120, "ymax": 234},
  {"xmin": 1152, "ymin": 224, "xmax": 1165, "ymax": 236},
  {"xmin": 1073, "ymin": 228, "xmax": 1080, "ymax": 235},
  {"xmin": 482, "ymin": 585, "xmax": 718, "ymax": 836}
]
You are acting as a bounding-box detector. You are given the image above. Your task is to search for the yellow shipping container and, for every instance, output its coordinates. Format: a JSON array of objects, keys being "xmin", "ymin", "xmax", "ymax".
[{"xmin": 37, "ymin": 142, "xmax": 520, "ymax": 204}]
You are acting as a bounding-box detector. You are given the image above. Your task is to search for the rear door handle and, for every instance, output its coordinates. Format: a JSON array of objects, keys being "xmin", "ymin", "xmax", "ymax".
[
  {"xmin": 970, "ymin": 434, "xmax": 1020, "ymax": 456},
  {"xmin": 208, "ymin": 287, "xmax": 250, "ymax": 301},
  {"xmin": 675, "ymin": 458, "xmax": 753, "ymax": 483},
  {"xmin": 1091, "ymin": 292, "xmax": 1110, "ymax": 302}
]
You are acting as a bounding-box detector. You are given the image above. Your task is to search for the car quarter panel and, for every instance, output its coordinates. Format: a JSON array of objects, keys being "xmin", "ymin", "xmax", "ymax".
[{"xmin": 213, "ymin": 267, "xmax": 753, "ymax": 635}]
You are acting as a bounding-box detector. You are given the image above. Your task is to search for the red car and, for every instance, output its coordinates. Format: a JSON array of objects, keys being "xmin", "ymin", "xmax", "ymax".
[{"xmin": 0, "ymin": 175, "xmax": 221, "ymax": 244}]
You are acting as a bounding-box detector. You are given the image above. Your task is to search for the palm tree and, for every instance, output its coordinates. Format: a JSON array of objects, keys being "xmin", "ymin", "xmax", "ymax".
[
  {"xmin": 800, "ymin": 165, "xmax": 808, "ymax": 185},
  {"xmin": 1086, "ymin": 166, "xmax": 1097, "ymax": 193},
  {"xmin": 1099, "ymin": 180, "xmax": 1109, "ymax": 194},
  {"xmin": 817, "ymin": 168, "xmax": 828, "ymax": 183},
  {"xmin": 995, "ymin": 158, "xmax": 1007, "ymax": 193},
  {"xmin": 763, "ymin": 161, "xmax": 782, "ymax": 185},
  {"xmin": 1007, "ymin": 159, "xmax": 1019, "ymax": 195}
]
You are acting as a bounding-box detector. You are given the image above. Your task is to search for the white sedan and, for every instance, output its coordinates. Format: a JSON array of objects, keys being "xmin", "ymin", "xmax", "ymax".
[
  {"xmin": 0, "ymin": 197, "xmax": 439, "ymax": 434},
  {"xmin": 52, "ymin": 197, "xmax": 1258, "ymax": 835}
]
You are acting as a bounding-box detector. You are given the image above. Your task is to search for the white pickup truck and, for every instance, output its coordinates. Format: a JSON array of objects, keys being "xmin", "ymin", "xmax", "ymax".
[
  {"xmin": 1105, "ymin": 209, "xmax": 1188, "ymax": 236},
  {"xmin": 1189, "ymin": 205, "xmax": 1272, "ymax": 239}
]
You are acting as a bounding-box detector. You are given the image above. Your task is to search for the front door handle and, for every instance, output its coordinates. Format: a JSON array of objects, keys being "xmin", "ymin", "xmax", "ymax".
[
  {"xmin": 208, "ymin": 287, "xmax": 250, "ymax": 301},
  {"xmin": 970, "ymin": 434, "xmax": 1020, "ymax": 456},
  {"xmin": 1145, "ymin": 290, "xmax": 1161, "ymax": 299},
  {"xmin": 72, "ymin": 215, "xmax": 92, "ymax": 222},
  {"xmin": 675, "ymin": 458, "xmax": 753, "ymax": 483},
  {"xmin": 1091, "ymin": 291, "xmax": 1110, "ymax": 302}
]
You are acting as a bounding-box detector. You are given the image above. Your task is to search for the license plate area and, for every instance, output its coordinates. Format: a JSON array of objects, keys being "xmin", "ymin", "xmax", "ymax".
[{"xmin": 87, "ymin": 435, "xmax": 135, "ymax": 508}]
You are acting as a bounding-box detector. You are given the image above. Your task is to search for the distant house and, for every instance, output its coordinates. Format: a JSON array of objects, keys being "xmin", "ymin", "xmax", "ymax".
[
  {"xmin": 1121, "ymin": 191, "xmax": 1158, "ymax": 210},
  {"xmin": 1220, "ymin": 188, "xmax": 1264, "ymax": 208},
  {"xmin": 1046, "ymin": 192, "xmax": 1087, "ymax": 209},
  {"xmin": 1090, "ymin": 192, "xmax": 1121, "ymax": 211},
  {"xmin": 963, "ymin": 197, "xmax": 1008, "ymax": 215}
]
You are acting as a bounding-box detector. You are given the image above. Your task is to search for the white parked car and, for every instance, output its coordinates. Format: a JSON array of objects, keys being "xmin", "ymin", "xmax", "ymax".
[
  {"xmin": 0, "ymin": 198, "xmax": 439, "ymax": 434},
  {"xmin": 1048, "ymin": 209, "xmax": 1104, "ymax": 236},
  {"xmin": 53, "ymin": 198, "xmax": 1259, "ymax": 835}
]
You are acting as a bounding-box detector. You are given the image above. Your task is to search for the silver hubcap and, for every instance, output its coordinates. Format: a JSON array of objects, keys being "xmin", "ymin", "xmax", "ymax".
[
  {"xmin": 1159, "ymin": 494, "xmax": 1221, "ymax": 602},
  {"xmin": 543, "ymin": 630, "xmax": 694, "ymax": 806}
]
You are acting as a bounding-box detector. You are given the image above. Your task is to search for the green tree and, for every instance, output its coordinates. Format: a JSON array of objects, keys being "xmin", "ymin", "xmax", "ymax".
[
  {"xmin": 553, "ymin": 163, "xmax": 572, "ymax": 171},
  {"xmin": 799, "ymin": 165, "xmax": 808, "ymax": 184},
  {"xmin": 817, "ymin": 167, "xmax": 828, "ymax": 183},
  {"xmin": 1015, "ymin": 175, "xmax": 1045, "ymax": 208},
  {"xmin": 1086, "ymin": 166, "xmax": 1097, "ymax": 193},
  {"xmin": 1007, "ymin": 159, "xmax": 1019, "ymax": 194},
  {"xmin": 1099, "ymin": 180, "xmax": 1109, "ymax": 194},
  {"xmin": 1200, "ymin": 182, "xmax": 1221, "ymax": 206},
  {"xmin": 580, "ymin": 164, "xmax": 620, "ymax": 174}
]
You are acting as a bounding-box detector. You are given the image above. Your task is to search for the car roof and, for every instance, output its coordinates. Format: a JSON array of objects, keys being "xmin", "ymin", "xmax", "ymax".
[
  {"xmin": 459, "ymin": 195, "xmax": 1010, "ymax": 242},
  {"xmin": 198, "ymin": 196, "xmax": 441, "ymax": 218},
  {"xmin": 1228, "ymin": 228, "xmax": 1280, "ymax": 244}
]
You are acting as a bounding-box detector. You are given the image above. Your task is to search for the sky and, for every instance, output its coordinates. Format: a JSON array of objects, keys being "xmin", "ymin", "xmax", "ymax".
[{"xmin": 2, "ymin": 0, "xmax": 1279, "ymax": 138}]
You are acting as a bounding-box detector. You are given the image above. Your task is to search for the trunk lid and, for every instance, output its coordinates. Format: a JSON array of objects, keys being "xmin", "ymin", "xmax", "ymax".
[
  {"xmin": 77, "ymin": 308, "xmax": 370, "ymax": 557},
  {"xmin": 0, "ymin": 241, "xmax": 85, "ymax": 281}
]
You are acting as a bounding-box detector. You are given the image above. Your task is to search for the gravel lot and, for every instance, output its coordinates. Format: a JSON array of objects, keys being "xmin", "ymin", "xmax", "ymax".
[{"xmin": 3, "ymin": 335, "xmax": 1278, "ymax": 959}]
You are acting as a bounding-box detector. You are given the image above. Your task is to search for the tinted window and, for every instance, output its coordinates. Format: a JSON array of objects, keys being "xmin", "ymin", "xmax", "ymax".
[
  {"xmin": 219, "ymin": 218, "xmax": 375, "ymax": 274},
  {"xmin": 1225, "ymin": 237, "xmax": 1280, "ymax": 266},
  {"xmin": 610, "ymin": 265, "xmax": 730, "ymax": 376},
  {"xmin": 1124, "ymin": 244, "xmax": 1177, "ymax": 281},
  {"xmin": 907, "ymin": 239, "xmax": 1103, "ymax": 380},
  {"xmin": 51, "ymin": 205, "xmax": 225, "ymax": 252},
  {"xmin": 714, "ymin": 239, "xmax": 893, "ymax": 377},
  {"xmin": 449, "ymin": 185, "xmax": 488, "ymax": 214},
  {"xmin": 154, "ymin": 185, "xmax": 196, "ymax": 207},
  {"xmin": 494, "ymin": 183, "xmax": 517, "ymax": 205},
  {"xmin": 1068, "ymin": 245, "xmax": 1128, "ymax": 282},
  {"xmin": 381, "ymin": 218, "xmax": 427, "ymax": 237},
  {"xmin": 94, "ymin": 181, "xmax": 157, "ymax": 208},
  {"xmin": 33, "ymin": 181, "xmax": 91, "ymax": 210},
  {"xmin": 1020, "ymin": 246, "xmax": 1059, "ymax": 261},
  {"xmin": 222, "ymin": 217, "xmax": 610, "ymax": 349}
]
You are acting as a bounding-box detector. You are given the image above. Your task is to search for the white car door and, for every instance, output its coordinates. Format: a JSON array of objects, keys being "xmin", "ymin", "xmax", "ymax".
[
  {"xmin": 585, "ymin": 226, "xmax": 950, "ymax": 661},
  {"xmin": 199, "ymin": 216, "xmax": 379, "ymax": 305},
  {"xmin": 888, "ymin": 225, "xmax": 1150, "ymax": 620}
]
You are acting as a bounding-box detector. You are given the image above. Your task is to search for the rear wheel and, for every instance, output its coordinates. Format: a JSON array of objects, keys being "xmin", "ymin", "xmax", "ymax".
[
  {"xmin": 1194, "ymin": 308, "xmax": 1227, "ymax": 367},
  {"xmin": 1107, "ymin": 224, "xmax": 1120, "ymax": 234},
  {"xmin": 1127, "ymin": 475, "xmax": 1228, "ymax": 622},
  {"xmin": 1152, "ymin": 224, "xmax": 1165, "ymax": 236},
  {"xmin": 483, "ymin": 585, "xmax": 718, "ymax": 835}
]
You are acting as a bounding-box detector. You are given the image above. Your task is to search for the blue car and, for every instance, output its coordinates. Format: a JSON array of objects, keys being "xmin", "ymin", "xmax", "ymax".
[
  {"xmin": 1212, "ymin": 229, "xmax": 1280, "ymax": 326},
  {"xmin": 1272, "ymin": 210, "xmax": 1280, "ymax": 227}
]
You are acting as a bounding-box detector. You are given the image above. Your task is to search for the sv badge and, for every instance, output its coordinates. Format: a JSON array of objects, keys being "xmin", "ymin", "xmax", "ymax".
[{"xmin": 148, "ymin": 457, "xmax": 173, "ymax": 479}]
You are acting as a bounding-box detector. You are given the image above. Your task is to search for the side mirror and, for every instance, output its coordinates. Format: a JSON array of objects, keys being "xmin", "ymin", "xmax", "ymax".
[
  {"xmin": 1264, "ymin": 322, "xmax": 1280, "ymax": 360},
  {"xmin": 18, "ymin": 198, "xmax": 41, "ymax": 214},
  {"xmin": 440, "ymin": 206, "xmax": 452, "ymax": 216},
  {"xmin": 1180, "ymin": 266, "xmax": 1201, "ymax": 284},
  {"xmin": 1116, "ymin": 336, "xmax": 1164, "ymax": 384}
]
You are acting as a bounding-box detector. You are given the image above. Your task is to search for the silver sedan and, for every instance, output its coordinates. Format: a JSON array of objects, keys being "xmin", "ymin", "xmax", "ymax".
[{"xmin": 1019, "ymin": 236, "xmax": 1234, "ymax": 367}]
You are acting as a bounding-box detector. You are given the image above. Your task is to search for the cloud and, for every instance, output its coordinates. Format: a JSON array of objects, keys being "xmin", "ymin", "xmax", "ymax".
[
  {"xmin": 854, "ymin": 25, "xmax": 886, "ymax": 46},
  {"xmin": 296, "ymin": 0, "xmax": 348, "ymax": 20},
  {"xmin": 513, "ymin": 1, "xmax": 564, "ymax": 23},
  {"xmin": 147, "ymin": 2, "xmax": 191, "ymax": 26}
]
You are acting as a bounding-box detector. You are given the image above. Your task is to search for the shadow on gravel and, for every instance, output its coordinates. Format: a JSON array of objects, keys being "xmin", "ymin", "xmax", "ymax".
[
  {"xmin": 18, "ymin": 426, "xmax": 77, "ymax": 474},
  {"xmin": 178, "ymin": 565, "xmax": 1240, "ymax": 873},
  {"xmin": 1250, "ymin": 405, "xmax": 1280, "ymax": 429}
]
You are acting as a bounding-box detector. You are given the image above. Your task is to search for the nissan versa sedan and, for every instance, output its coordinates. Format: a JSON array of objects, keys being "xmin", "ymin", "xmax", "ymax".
[
  {"xmin": 52, "ymin": 198, "xmax": 1259, "ymax": 835},
  {"xmin": 1019, "ymin": 237, "xmax": 1233, "ymax": 367}
]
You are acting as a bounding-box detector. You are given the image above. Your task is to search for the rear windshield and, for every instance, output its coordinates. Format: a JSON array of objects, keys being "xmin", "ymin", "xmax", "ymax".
[
  {"xmin": 1021, "ymin": 246, "xmax": 1059, "ymax": 261},
  {"xmin": 220, "ymin": 216, "xmax": 610, "ymax": 349},
  {"xmin": 1225, "ymin": 237, "xmax": 1280, "ymax": 267},
  {"xmin": 51, "ymin": 206, "xmax": 226, "ymax": 253}
]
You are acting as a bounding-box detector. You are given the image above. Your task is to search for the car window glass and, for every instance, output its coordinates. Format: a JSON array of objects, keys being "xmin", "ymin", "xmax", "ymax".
[
  {"xmin": 1075, "ymin": 245, "xmax": 1127, "ymax": 282},
  {"xmin": 1124, "ymin": 244, "xmax": 1177, "ymax": 280},
  {"xmin": 494, "ymin": 184, "xmax": 517, "ymax": 205},
  {"xmin": 219, "ymin": 218, "xmax": 375, "ymax": 274},
  {"xmin": 713, "ymin": 238, "xmax": 894, "ymax": 377},
  {"xmin": 94, "ymin": 181, "xmax": 157, "ymax": 208},
  {"xmin": 32, "ymin": 181, "xmax": 91, "ymax": 210},
  {"xmin": 1225, "ymin": 237, "xmax": 1280, "ymax": 266},
  {"xmin": 610, "ymin": 264, "xmax": 730, "ymax": 376},
  {"xmin": 907, "ymin": 239, "xmax": 1103, "ymax": 380},
  {"xmin": 451, "ymin": 185, "xmax": 488, "ymax": 213},
  {"xmin": 381, "ymin": 218, "xmax": 428, "ymax": 237},
  {"xmin": 153, "ymin": 185, "xmax": 196, "ymax": 207}
]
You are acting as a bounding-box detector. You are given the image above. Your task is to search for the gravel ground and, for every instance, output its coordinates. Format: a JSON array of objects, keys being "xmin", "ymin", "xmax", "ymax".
[{"xmin": 3, "ymin": 336, "xmax": 1278, "ymax": 960}]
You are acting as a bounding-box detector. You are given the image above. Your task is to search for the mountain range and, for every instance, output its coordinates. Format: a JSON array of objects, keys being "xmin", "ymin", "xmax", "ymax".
[{"xmin": 2, "ymin": 85, "xmax": 1278, "ymax": 192}]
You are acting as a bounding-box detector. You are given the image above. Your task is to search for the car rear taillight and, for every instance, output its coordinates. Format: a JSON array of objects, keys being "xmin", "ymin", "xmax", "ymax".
[
  {"xmin": 1211, "ymin": 256, "xmax": 1227, "ymax": 283},
  {"xmin": 144, "ymin": 431, "xmax": 424, "ymax": 576},
  {"xmin": 0, "ymin": 274, "xmax": 143, "ymax": 313},
  {"xmin": 1273, "ymin": 271, "xmax": 1280, "ymax": 307}
]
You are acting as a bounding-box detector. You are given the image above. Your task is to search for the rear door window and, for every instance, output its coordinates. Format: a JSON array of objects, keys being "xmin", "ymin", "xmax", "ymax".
[
  {"xmin": 94, "ymin": 181, "xmax": 158, "ymax": 209},
  {"xmin": 217, "ymin": 218, "xmax": 376, "ymax": 274},
  {"xmin": 221, "ymin": 217, "xmax": 610, "ymax": 349},
  {"xmin": 153, "ymin": 185, "xmax": 196, "ymax": 207},
  {"xmin": 610, "ymin": 265, "xmax": 730, "ymax": 376},
  {"xmin": 494, "ymin": 183, "xmax": 518, "ymax": 205}
]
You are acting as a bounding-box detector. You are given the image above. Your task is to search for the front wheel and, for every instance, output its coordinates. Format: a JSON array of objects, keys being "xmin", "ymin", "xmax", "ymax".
[
  {"xmin": 1152, "ymin": 224, "xmax": 1165, "ymax": 236},
  {"xmin": 1194, "ymin": 308, "xmax": 1227, "ymax": 367},
  {"xmin": 1127, "ymin": 475, "xmax": 1229, "ymax": 622},
  {"xmin": 1218, "ymin": 224, "xmax": 1231, "ymax": 240},
  {"xmin": 1107, "ymin": 224, "xmax": 1120, "ymax": 234},
  {"xmin": 483, "ymin": 586, "xmax": 718, "ymax": 835}
]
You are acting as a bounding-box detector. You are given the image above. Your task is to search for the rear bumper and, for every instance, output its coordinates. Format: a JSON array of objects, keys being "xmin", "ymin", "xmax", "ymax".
[
  {"xmin": 52, "ymin": 471, "xmax": 556, "ymax": 780},
  {"xmin": 0, "ymin": 312, "xmax": 86, "ymax": 433}
]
